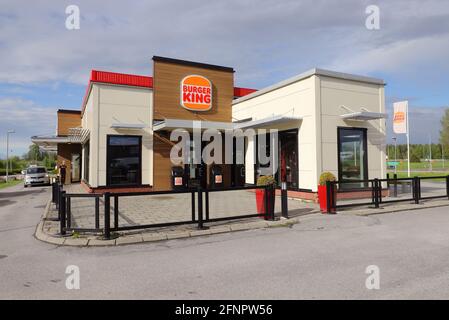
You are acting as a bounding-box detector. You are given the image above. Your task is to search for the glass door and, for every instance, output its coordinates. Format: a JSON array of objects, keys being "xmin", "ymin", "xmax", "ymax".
[
  {"xmin": 71, "ymin": 153, "xmax": 81, "ymax": 183},
  {"xmin": 279, "ymin": 130, "xmax": 298, "ymax": 189},
  {"xmin": 338, "ymin": 128, "xmax": 368, "ymax": 189}
]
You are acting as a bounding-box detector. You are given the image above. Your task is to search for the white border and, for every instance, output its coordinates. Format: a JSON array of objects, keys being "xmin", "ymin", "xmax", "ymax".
[{"xmin": 180, "ymin": 74, "xmax": 212, "ymax": 112}]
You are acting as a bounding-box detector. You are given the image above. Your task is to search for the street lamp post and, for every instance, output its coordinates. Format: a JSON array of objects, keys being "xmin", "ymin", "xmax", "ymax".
[{"xmin": 6, "ymin": 130, "xmax": 15, "ymax": 182}]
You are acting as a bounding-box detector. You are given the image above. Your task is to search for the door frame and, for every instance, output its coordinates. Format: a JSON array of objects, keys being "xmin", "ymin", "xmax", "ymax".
[
  {"xmin": 278, "ymin": 129, "xmax": 299, "ymax": 189},
  {"xmin": 337, "ymin": 126, "xmax": 368, "ymax": 187},
  {"xmin": 71, "ymin": 152, "xmax": 82, "ymax": 183}
]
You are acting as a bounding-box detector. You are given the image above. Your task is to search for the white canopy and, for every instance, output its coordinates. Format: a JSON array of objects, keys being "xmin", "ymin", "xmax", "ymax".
[{"xmin": 341, "ymin": 111, "xmax": 387, "ymax": 121}]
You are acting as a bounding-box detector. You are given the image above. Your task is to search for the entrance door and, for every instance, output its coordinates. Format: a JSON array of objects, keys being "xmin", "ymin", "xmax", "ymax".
[
  {"xmin": 279, "ymin": 130, "xmax": 298, "ymax": 189},
  {"xmin": 337, "ymin": 127, "xmax": 368, "ymax": 189},
  {"xmin": 71, "ymin": 153, "xmax": 81, "ymax": 183},
  {"xmin": 184, "ymin": 139, "xmax": 207, "ymax": 188}
]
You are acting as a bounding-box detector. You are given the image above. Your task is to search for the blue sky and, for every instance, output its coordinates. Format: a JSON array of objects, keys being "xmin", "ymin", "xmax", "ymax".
[{"xmin": 1, "ymin": 0, "xmax": 448, "ymax": 158}]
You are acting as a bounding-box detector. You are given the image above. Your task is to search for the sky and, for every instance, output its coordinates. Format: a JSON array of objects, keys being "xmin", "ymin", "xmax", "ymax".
[{"xmin": 0, "ymin": 0, "xmax": 448, "ymax": 158}]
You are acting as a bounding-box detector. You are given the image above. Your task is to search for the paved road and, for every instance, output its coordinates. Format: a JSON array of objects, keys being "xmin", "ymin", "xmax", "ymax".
[{"xmin": 1, "ymin": 183, "xmax": 449, "ymax": 299}]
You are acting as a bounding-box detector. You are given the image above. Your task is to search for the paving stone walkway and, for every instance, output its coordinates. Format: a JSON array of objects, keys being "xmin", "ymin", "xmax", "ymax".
[
  {"xmin": 35, "ymin": 183, "xmax": 448, "ymax": 246},
  {"xmin": 63, "ymin": 184, "xmax": 316, "ymax": 230}
]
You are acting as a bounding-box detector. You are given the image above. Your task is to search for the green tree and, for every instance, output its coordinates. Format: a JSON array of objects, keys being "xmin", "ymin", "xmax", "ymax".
[
  {"xmin": 440, "ymin": 108, "xmax": 449, "ymax": 155},
  {"xmin": 410, "ymin": 149, "xmax": 421, "ymax": 163},
  {"xmin": 26, "ymin": 144, "xmax": 43, "ymax": 162}
]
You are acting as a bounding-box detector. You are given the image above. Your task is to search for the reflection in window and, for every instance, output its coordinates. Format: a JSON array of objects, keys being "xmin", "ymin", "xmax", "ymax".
[
  {"xmin": 107, "ymin": 136, "xmax": 141, "ymax": 186},
  {"xmin": 338, "ymin": 128, "xmax": 368, "ymax": 189}
]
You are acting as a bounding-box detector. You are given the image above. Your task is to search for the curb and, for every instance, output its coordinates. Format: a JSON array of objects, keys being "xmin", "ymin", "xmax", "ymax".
[
  {"xmin": 36, "ymin": 196, "xmax": 449, "ymax": 247},
  {"xmin": 35, "ymin": 197, "xmax": 311, "ymax": 247},
  {"xmin": 340, "ymin": 201, "xmax": 449, "ymax": 216}
]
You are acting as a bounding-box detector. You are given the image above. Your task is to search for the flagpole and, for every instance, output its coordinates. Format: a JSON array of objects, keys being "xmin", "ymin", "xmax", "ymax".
[{"xmin": 406, "ymin": 102, "xmax": 410, "ymax": 177}]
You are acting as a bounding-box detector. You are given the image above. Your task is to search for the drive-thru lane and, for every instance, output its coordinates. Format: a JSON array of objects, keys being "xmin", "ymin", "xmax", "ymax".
[{"xmin": 1, "ymin": 183, "xmax": 449, "ymax": 299}]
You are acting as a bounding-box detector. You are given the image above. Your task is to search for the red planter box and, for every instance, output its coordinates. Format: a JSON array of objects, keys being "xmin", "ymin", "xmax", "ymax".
[
  {"xmin": 256, "ymin": 189, "xmax": 275, "ymax": 219},
  {"xmin": 318, "ymin": 185, "xmax": 336, "ymax": 213}
]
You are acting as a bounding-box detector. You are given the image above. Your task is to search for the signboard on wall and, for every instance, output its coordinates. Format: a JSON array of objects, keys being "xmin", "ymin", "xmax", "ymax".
[
  {"xmin": 180, "ymin": 75, "xmax": 212, "ymax": 111},
  {"xmin": 393, "ymin": 101, "xmax": 408, "ymax": 134}
]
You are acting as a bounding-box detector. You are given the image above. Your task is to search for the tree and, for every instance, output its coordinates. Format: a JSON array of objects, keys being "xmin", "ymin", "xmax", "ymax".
[
  {"xmin": 410, "ymin": 150, "xmax": 421, "ymax": 163},
  {"xmin": 440, "ymin": 108, "xmax": 449, "ymax": 147},
  {"xmin": 26, "ymin": 144, "xmax": 43, "ymax": 162}
]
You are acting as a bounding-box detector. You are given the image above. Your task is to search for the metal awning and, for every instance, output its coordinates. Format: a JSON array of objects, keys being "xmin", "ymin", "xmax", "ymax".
[
  {"xmin": 153, "ymin": 115, "xmax": 302, "ymax": 132},
  {"xmin": 235, "ymin": 115, "xmax": 302, "ymax": 129},
  {"xmin": 341, "ymin": 111, "xmax": 387, "ymax": 121},
  {"xmin": 31, "ymin": 135, "xmax": 70, "ymax": 152},
  {"xmin": 110, "ymin": 123, "xmax": 147, "ymax": 129},
  {"xmin": 68, "ymin": 127, "xmax": 90, "ymax": 143},
  {"xmin": 153, "ymin": 119, "xmax": 234, "ymax": 131}
]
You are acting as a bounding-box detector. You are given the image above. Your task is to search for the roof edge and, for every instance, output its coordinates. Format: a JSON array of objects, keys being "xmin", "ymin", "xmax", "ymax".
[
  {"xmin": 153, "ymin": 56, "xmax": 234, "ymax": 73},
  {"xmin": 233, "ymin": 68, "xmax": 385, "ymax": 105}
]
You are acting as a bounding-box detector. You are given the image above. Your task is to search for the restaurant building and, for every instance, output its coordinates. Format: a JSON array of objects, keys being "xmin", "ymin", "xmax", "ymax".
[{"xmin": 32, "ymin": 56, "xmax": 386, "ymax": 199}]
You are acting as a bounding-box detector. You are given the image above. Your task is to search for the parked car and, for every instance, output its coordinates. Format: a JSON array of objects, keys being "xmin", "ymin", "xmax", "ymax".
[{"xmin": 22, "ymin": 165, "xmax": 50, "ymax": 187}]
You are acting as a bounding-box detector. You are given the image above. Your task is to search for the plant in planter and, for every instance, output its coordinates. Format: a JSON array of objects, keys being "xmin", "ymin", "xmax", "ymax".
[
  {"xmin": 318, "ymin": 172, "xmax": 337, "ymax": 213},
  {"xmin": 255, "ymin": 175, "xmax": 276, "ymax": 219}
]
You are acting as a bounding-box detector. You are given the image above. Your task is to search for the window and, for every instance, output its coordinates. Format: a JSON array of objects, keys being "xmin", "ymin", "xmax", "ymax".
[
  {"xmin": 27, "ymin": 167, "xmax": 47, "ymax": 174},
  {"xmin": 338, "ymin": 128, "xmax": 368, "ymax": 189},
  {"xmin": 107, "ymin": 135, "xmax": 141, "ymax": 186}
]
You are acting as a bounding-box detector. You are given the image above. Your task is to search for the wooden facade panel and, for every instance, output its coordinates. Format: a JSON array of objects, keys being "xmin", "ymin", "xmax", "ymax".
[
  {"xmin": 153, "ymin": 135, "xmax": 174, "ymax": 191},
  {"xmin": 152, "ymin": 59, "xmax": 235, "ymax": 190},
  {"xmin": 57, "ymin": 111, "xmax": 81, "ymax": 136},
  {"xmin": 153, "ymin": 61, "xmax": 234, "ymax": 122}
]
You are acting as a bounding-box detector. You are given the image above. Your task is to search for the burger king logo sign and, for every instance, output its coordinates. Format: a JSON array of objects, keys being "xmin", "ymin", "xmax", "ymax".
[{"xmin": 180, "ymin": 75, "xmax": 212, "ymax": 111}]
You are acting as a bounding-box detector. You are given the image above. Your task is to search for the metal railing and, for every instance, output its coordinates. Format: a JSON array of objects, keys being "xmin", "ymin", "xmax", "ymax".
[
  {"xmin": 327, "ymin": 175, "xmax": 449, "ymax": 212},
  {"xmin": 55, "ymin": 184, "xmax": 276, "ymax": 239}
]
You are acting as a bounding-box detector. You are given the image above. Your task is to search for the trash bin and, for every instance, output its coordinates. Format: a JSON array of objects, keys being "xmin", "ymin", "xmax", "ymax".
[
  {"xmin": 171, "ymin": 166, "xmax": 185, "ymax": 190},
  {"xmin": 209, "ymin": 165, "xmax": 223, "ymax": 189}
]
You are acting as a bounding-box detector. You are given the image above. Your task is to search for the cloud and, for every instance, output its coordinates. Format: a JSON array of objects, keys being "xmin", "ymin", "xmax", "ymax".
[
  {"xmin": 386, "ymin": 104, "xmax": 448, "ymax": 144},
  {"xmin": 0, "ymin": 0, "xmax": 448, "ymax": 155},
  {"xmin": 0, "ymin": 98, "xmax": 57, "ymax": 157},
  {"xmin": 0, "ymin": 0, "xmax": 448, "ymax": 88}
]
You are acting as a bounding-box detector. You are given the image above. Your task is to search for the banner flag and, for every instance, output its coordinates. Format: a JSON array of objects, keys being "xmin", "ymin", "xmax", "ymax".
[{"xmin": 393, "ymin": 101, "xmax": 408, "ymax": 134}]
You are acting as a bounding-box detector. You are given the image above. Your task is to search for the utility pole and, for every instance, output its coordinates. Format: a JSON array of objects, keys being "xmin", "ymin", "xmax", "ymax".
[{"xmin": 6, "ymin": 130, "xmax": 15, "ymax": 182}]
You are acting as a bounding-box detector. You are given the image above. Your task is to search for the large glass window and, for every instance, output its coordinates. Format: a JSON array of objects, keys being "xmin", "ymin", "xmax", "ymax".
[
  {"xmin": 107, "ymin": 135, "xmax": 141, "ymax": 186},
  {"xmin": 338, "ymin": 128, "xmax": 368, "ymax": 189}
]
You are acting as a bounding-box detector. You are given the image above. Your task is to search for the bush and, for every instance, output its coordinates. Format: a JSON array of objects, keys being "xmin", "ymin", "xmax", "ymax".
[
  {"xmin": 319, "ymin": 172, "xmax": 336, "ymax": 186},
  {"xmin": 410, "ymin": 152, "xmax": 421, "ymax": 163},
  {"xmin": 256, "ymin": 175, "xmax": 277, "ymax": 186}
]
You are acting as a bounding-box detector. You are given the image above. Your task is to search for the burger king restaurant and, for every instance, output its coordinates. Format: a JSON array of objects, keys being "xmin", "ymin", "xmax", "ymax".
[{"xmin": 31, "ymin": 56, "xmax": 387, "ymax": 199}]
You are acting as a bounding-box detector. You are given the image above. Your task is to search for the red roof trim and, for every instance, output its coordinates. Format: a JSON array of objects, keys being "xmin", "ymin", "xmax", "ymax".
[
  {"xmin": 81, "ymin": 70, "xmax": 154, "ymax": 115},
  {"xmin": 234, "ymin": 87, "xmax": 257, "ymax": 97},
  {"xmin": 81, "ymin": 70, "xmax": 257, "ymax": 115},
  {"xmin": 90, "ymin": 70, "xmax": 153, "ymax": 88}
]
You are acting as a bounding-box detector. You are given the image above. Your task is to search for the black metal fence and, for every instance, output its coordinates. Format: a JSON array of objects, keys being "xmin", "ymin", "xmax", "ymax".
[
  {"xmin": 52, "ymin": 184, "xmax": 276, "ymax": 239},
  {"xmin": 326, "ymin": 174, "xmax": 449, "ymax": 212}
]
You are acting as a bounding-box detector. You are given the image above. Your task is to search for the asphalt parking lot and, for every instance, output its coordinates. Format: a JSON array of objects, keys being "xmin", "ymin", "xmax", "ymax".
[{"xmin": 1, "ymin": 183, "xmax": 449, "ymax": 299}]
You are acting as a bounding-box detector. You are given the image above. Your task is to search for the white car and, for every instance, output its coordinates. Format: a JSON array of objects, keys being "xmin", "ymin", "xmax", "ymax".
[{"xmin": 23, "ymin": 166, "xmax": 50, "ymax": 187}]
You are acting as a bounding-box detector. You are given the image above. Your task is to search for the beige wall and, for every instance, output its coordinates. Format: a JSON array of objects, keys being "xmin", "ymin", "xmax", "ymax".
[
  {"xmin": 319, "ymin": 76, "xmax": 386, "ymax": 182},
  {"xmin": 81, "ymin": 87, "xmax": 96, "ymax": 186},
  {"xmin": 232, "ymin": 73, "xmax": 386, "ymax": 192},
  {"xmin": 81, "ymin": 84, "xmax": 153, "ymax": 188},
  {"xmin": 233, "ymin": 77, "xmax": 318, "ymax": 190}
]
